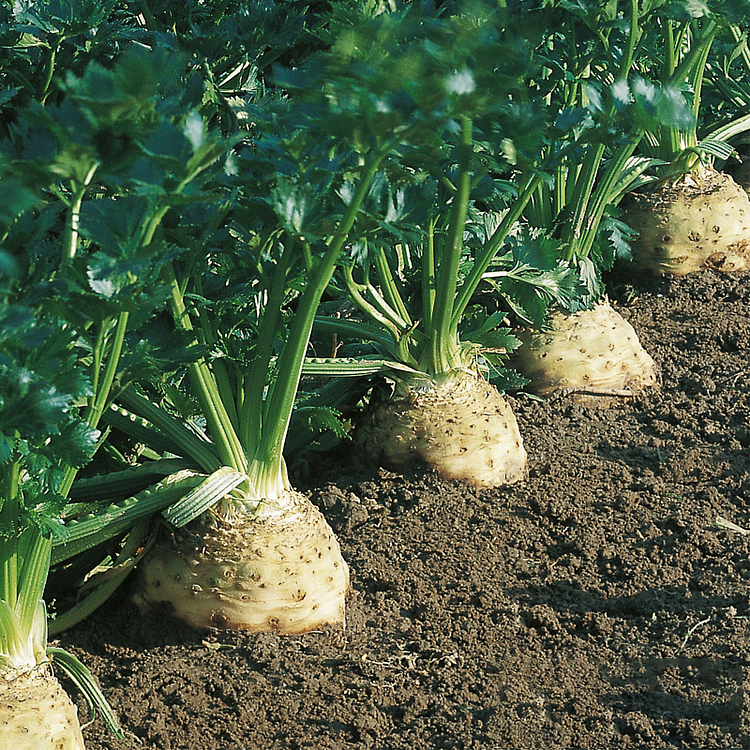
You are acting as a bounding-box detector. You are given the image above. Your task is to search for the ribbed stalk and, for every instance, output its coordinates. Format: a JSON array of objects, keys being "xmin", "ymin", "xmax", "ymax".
[
  {"xmin": 239, "ymin": 236, "xmax": 296, "ymax": 454},
  {"xmin": 0, "ymin": 455, "xmax": 20, "ymax": 610},
  {"xmin": 163, "ymin": 262, "xmax": 248, "ymax": 472},
  {"xmin": 451, "ymin": 171, "xmax": 543, "ymax": 332},
  {"xmin": 422, "ymin": 215, "xmax": 437, "ymax": 331},
  {"xmin": 62, "ymin": 163, "xmax": 98, "ymax": 264},
  {"xmin": 373, "ymin": 246, "xmax": 412, "ymax": 327},
  {"xmin": 421, "ymin": 116, "xmax": 472, "ymax": 374},
  {"xmin": 247, "ymin": 150, "xmax": 389, "ymax": 495},
  {"xmin": 658, "ymin": 18, "xmax": 720, "ymax": 163}
]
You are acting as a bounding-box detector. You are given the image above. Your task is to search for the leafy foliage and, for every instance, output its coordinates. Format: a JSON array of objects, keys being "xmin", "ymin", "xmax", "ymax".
[{"xmin": 0, "ymin": 306, "xmax": 96, "ymax": 513}]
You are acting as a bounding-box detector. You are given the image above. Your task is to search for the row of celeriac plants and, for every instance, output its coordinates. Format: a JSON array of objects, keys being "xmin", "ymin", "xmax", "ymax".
[{"xmin": 0, "ymin": 1, "xmax": 749, "ymax": 747}]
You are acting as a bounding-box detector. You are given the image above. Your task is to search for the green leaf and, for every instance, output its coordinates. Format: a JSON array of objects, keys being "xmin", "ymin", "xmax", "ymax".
[
  {"xmin": 630, "ymin": 78, "xmax": 696, "ymax": 133},
  {"xmin": 13, "ymin": 0, "xmax": 117, "ymax": 34},
  {"xmin": 273, "ymin": 177, "xmax": 320, "ymax": 235},
  {"xmin": 293, "ymin": 405, "xmax": 350, "ymax": 441},
  {"xmin": 482, "ymin": 229, "xmax": 583, "ymax": 326},
  {"xmin": 596, "ymin": 211, "xmax": 638, "ymax": 262},
  {"xmin": 0, "ymin": 306, "xmax": 90, "ymax": 440}
]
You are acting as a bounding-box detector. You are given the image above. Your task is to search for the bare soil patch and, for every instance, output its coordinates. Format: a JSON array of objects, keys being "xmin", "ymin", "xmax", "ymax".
[{"xmin": 57, "ymin": 267, "xmax": 750, "ymax": 749}]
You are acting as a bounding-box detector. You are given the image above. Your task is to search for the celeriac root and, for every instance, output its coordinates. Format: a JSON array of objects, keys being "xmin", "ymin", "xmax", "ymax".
[
  {"xmin": 513, "ymin": 301, "xmax": 657, "ymax": 398},
  {"xmin": 356, "ymin": 369, "xmax": 527, "ymax": 488},
  {"xmin": 133, "ymin": 490, "xmax": 349, "ymax": 633},
  {"xmin": 623, "ymin": 168, "xmax": 750, "ymax": 275},
  {"xmin": 0, "ymin": 668, "xmax": 85, "ymax": 750}
]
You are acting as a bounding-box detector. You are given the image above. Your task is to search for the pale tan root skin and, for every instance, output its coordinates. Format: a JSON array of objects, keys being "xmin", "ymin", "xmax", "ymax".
[
  {"xmin": 623, "ymin": 168, "xmax": 750, "ymax": 275},
  {"xmin": 513, "ymin": 301, "xmax": 657, "ymax": 398},
  {"xmin": 0, "ymin": 669, "xmax": 85, "ymax": 750},
  {"xmin": 133, "ymin": 490, "xmax": 349, "ymax": 633},
  {"xmin": 356, "ymin": 370, "xmax": 527, "ymax": 488}
]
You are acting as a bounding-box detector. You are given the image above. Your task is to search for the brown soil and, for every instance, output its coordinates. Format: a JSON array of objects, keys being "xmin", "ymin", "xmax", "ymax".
[{"xmin": 57, "ymin": 268, "xmax": 750, "ymax": 750}]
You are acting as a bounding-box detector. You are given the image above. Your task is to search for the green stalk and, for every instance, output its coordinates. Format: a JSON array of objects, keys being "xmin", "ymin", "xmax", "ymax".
[
  {"xmin": 659, "ymin": 19, "xmax": 720, "ymax": 162},
  {"xmin": 356, "ymin": 269, "xmax": 410, "ymax": 330},
  {"xmin": 312, "ymin": 316, "xmax": 397, "ymax": 352},
  {"xmin": 448, "ymin": 0, "xmax": 642, "ymax": 328},
  {"xmin": 560, "ymin": 141, "xmax": 607, "ymax": 259},
  {"xmin": 15, "ymin": 530, "xmax": 51, "ymax": 635},
  {"xmin": 38, "ymin": 36, "xmax": 60, "ymax": 103},
  {"xmin": 557, "ymin": 0, "xmax": 642, "ymax": 260},
  {"xmin": 163, "ymin": 262, "xmax": 247, "ymax": 472},
  {"xmin": 687, "ymin": 31, "xmax": 714, "ymax": 139},
  {"xmin": 421, "ymin": 215, "xmax": 437, "ymax": 333},
  {"xmin": 48, "ymin": 520, "xmax": 148, "ymax": 635},
  {"xmin": 89, "ymin": 322, "xmax": 107, "ymax": 397},
  {"xmin": 662, "ymin": 19, "xmax": 687, "ymax": 158},
  {"xmin": 421, "ymin": 116, "xmax": 472, "ymax": 374},
  {"xmin": 341, "ymin": 265, "xmax": 403, "ymax": 338},
  {"xmin": 248, "ymin": 150, "xmax": 389, "ymax": 497},
  {"xmin": 373, "ymin": 247, "xmax": 412, "ymax": 327},
  {"xmin": 619, "ymin": 0, "xmax": 640, "ymax": 82},
  {"xmin": 552, "ymin": 165, "xmax": 566, "ymax": 225},
  {"xmin": 84, "ymin": 312, "xmax": 129, "ymax": 432},
  {"xmin": 575, "ymin": 132, "xmax": 643, "ymax": 259},
  {"xmin": 48, "ymin": 647, "xmax": 126, "ymax": 739},
  {"xmin": 729, "ymin": 24, "xmax": 750, "ymax": 78},
  {"xmin": 117, "ymin": 390, "xmax": 221, "ymax": 472},
  {"xmin": 202, "ymin": 345, "xmax": 239, "ymax": 433},
  {"xmin": 59, "ymin": 193, "xmax": 187, "ymax": 496},
  {"xmin": 0, "ymin": 445, "xmax": 51, "ymax": 669},
  {"xmin": 450, "ymin": 109, "xmax": 613, "ymax": 328},
  {"xmin": 56, "ymin": 310, "xmax": 130, "ymax": 500},
  {"xmin": 664, "ymin": 18, "xmax": 677, "ymax": 79},
  {"xmin": 0, "ymin": 454, "xmax": 20, "ymax": 609},
  {"xmin": 451, "ymin": 171, "xmax": 543, "ymax": 333},
  {"xmin": 62, "ymin": 163, "xmax": 98, "ymax": 264},
  {"xmin": 191, "ymin": 276, "xmax": 231, "ymax": 419},
  {"xmin": 239, "ymin": 236, "xmax": 297, "ymax": 453},
  {"xmin": 135, "ymin": 156, "xmax": 247, "ymax": 472}
]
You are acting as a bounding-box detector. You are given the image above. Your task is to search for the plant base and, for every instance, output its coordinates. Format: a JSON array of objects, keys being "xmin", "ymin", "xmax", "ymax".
[
  {"xmin": 133, "ymin": 490, "xmax": 349, "ymax": 633},
  {"xmin": 623, "ymin": 168, "xmax": 750, "ymax": 275},
  {"xmin": 513, "ymin": 301, "xmax": 657, "ymax": 399},
  {"xmin": 356, "ymin": 370, "xmax": 527, "ymax": 488},
  {"xmin": 0, "ymin": 668, "xmax": 85, "ymax": 750}
]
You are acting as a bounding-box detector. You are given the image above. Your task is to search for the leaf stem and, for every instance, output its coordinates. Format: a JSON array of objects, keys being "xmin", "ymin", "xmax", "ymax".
[
  {"xmin": 451, "ymin": 171, "xmax": 543, "ymax": 332},
  {"xmin": 373, "ymin": 247, "xmax": 412, "ymax": 328},
  {"xmin": 38, "ymin": 36, "xmax": 60, "ymax": 103},
  {"xmin": 57, "ymin": 310, "xmax": 131, "ymax": 499},
  {"xmin": 343, "ymin": 264, "xmax": 409, "ymax": 334},
  {"xmin": 62, "ymin": 163, "xmax": 98, "ymax": 264},
  {"xmin": 0, "ymin": 452, "xmax": 20, "ymax": 608},
  {"xmin": 421, "ymin": 116, "xmax": 472, "ymax": 374},
  {"xmin": 238, "ymin": 235, "xmax": 296, "ymax": 453},
  {"xmin": 15, "ymin": 531, "xmax": 51, "ymax": 635},
  {"xmin": 163, "ymin": 262, "xmax": 247, "ymax": 471},
  {"xmin": 248, "ymin": 150, "xmax": 389, "ymax": 496},
  {"xmin": 659, "ymin": 18, "xmax": 720, "ymax": 161},
  {"xmin": 422, "ymin": 215, "xmax": 437, "ymax": 332},
  {"xmin": 557, "ymin": 0, "xmax": 642, "ymax": 261}
]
